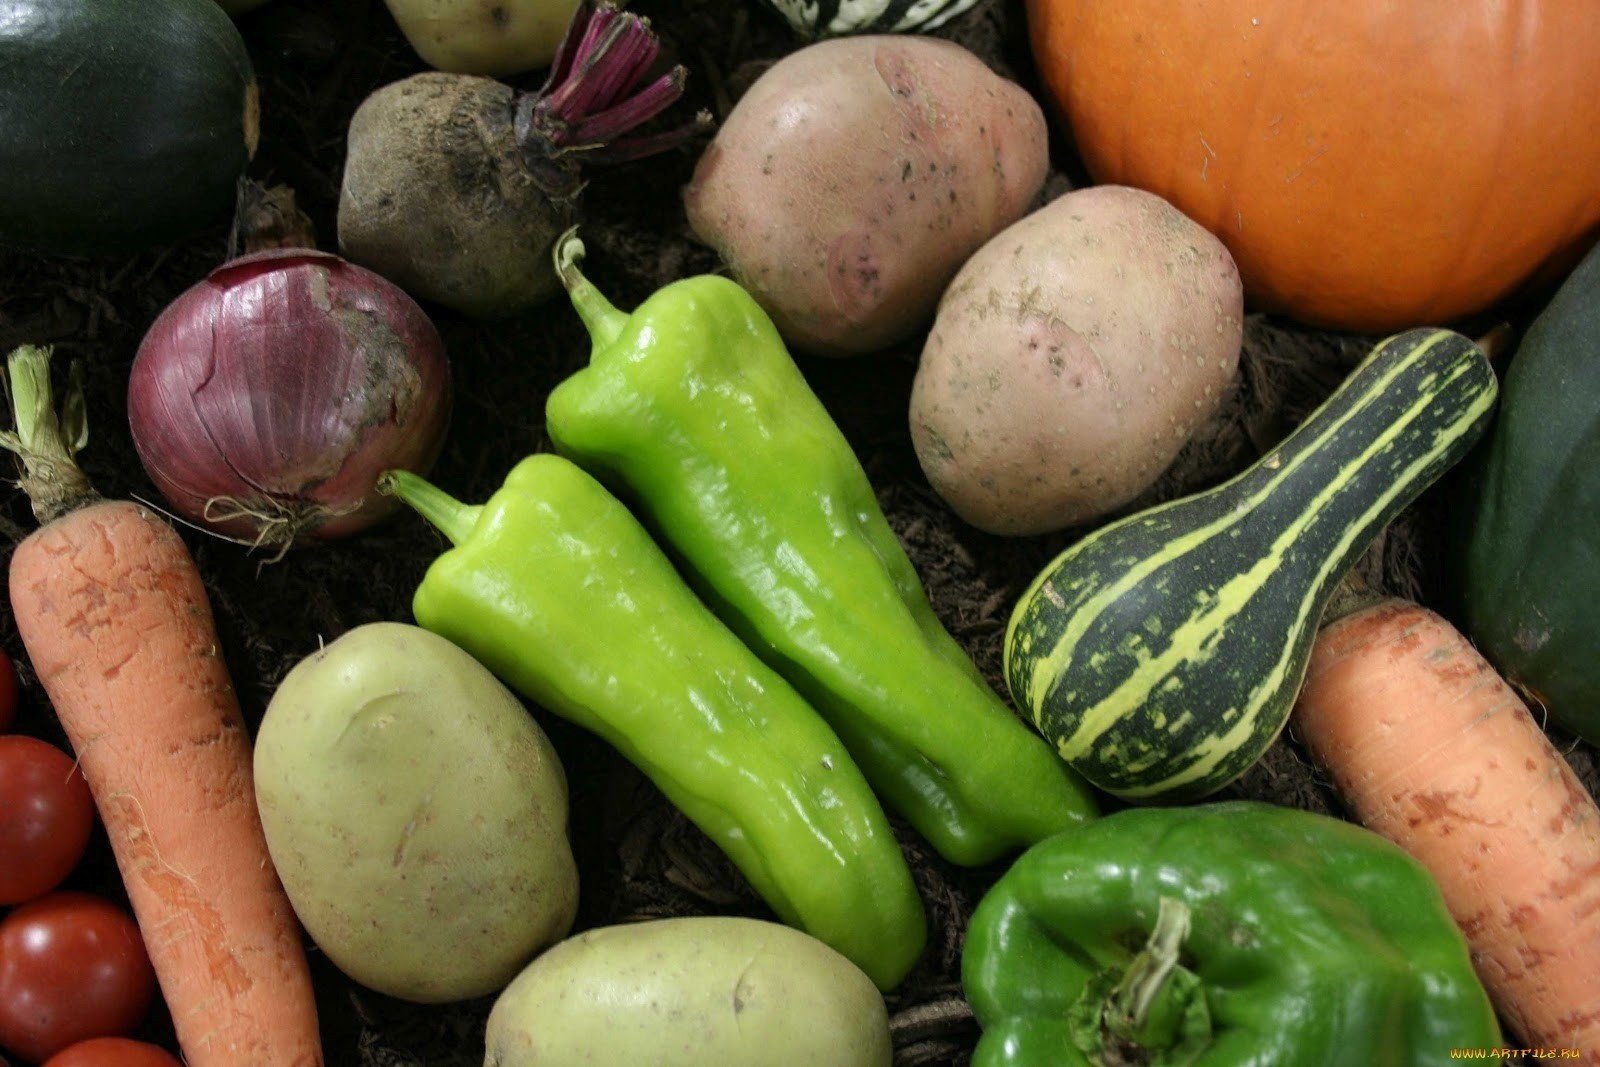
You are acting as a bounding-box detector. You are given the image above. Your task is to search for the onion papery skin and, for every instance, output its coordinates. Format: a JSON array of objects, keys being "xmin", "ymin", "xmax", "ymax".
[{"xmin": 128, "ymin": 249, "xmax": 451, "ymax": 549}]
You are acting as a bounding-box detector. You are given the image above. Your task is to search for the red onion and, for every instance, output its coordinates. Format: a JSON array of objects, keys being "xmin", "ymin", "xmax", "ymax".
[{"xmin": 128, "ymin": 249, "xmax": 450, "ymax": 552}]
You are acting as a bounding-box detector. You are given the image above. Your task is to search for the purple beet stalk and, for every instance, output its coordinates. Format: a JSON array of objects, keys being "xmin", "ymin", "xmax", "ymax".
[{"xmin": 517, "ymin": 1, "xmax": 709, "ymax": 191}]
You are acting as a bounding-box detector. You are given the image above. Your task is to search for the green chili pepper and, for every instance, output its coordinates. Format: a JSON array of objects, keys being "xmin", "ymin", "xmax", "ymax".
[
  {"xmin": 544, "ymin": 234, "xmax": 1097, "ymax": 867},
  {"xmin": 963, "ymin": 801, "xmax": 1500, "ymax": 1066},
  {"xmin": 380, "ymin": 456, "xmax": 926, "ymax": 990}
]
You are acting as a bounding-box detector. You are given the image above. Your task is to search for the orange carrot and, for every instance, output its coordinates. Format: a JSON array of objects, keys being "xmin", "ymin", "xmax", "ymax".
[
  {"xmin": 1, "ymin": 347, "xmax": 322, "ymax": 1067},
  {"xmin": 1295, "ymin": 597, "xmax": 1600, "ymax": 1057}
]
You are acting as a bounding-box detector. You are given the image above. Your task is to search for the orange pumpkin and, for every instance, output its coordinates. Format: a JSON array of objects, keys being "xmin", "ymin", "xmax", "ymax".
[{"xmin": 1025, "ymin": 1, "xmax": 1600, "ymax": 332}]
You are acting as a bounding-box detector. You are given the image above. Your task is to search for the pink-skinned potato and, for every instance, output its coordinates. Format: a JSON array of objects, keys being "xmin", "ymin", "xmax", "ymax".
[
  {"xmin": 683, "ymin": 36, "xmax": 1047, "ymax": 357},
  {"xmin": 910, "ymin": 185, "xmax": 1243, "ymax": 535}
]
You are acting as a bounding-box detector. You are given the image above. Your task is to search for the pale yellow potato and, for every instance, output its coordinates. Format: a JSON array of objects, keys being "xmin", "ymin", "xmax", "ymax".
[
  {"xmin": 485, "ymin": 918, "xmax": 892, "ymax": 1067},
  {"xmin": 384, "ymin": 0, "xmax": 585, "ymax": 77},
  {"xmin": 684, "ymin": 36, "xmax": 1047, "ymax": 357},
  {"xmin": 255, "ymin": 622, "xmax": 578, "ymax": 1004},
  {"xmin": 910, "ymin": 185, "xmax": 1243, "ymax": 535}
]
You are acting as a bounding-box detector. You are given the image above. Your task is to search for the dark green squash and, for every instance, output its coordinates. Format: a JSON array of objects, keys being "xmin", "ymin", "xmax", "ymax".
[
  {"xmin": 1006, "ymin": 329, "xmax": 1498, "ymax": 802},
  {"xmin": 0, "ymin": 0, "xmax": 258, "ymax": 254},
  {"xmin": 1451, "ymin": 242, "xmax": 1600, "ymax": 745},
  {"xmin": 759, "ymin": 0, "xmax": 981, "ymax": 36}
]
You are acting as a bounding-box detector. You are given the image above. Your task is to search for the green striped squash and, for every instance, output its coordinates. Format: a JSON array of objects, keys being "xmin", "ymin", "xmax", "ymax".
[
  {"xmin": 759, "ymin": 0, "xmax": 981, "ymax": 37},
  {"xmin": 1005, "ymin": 329, "xmax": 1498, "ymax": 802}
]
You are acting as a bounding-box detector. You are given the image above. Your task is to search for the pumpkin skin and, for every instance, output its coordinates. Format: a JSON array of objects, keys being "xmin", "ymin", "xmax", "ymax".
[{"xmin": 1024, "ymin": 1, "xmax": 1600, "ymax": 332}]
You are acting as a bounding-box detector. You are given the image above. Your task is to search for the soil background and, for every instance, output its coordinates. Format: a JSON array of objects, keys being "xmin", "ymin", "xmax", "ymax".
[{"xmin": 1, "ymin": 1, "xmax": 1594, "ymax": 1064}]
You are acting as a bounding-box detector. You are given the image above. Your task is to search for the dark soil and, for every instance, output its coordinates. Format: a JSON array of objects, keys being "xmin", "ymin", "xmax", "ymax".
[{"xmin": 1, "ymin": 1, "xmax": 1593, "ymax": 1064}]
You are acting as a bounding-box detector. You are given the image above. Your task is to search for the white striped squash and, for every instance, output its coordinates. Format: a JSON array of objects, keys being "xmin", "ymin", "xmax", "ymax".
[{"xmin": 1005, "ymin": 329, "xmax": 1498, "ymax": 802}]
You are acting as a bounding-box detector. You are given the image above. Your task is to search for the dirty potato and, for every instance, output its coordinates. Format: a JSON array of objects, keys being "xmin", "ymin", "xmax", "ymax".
[
  {"xmin": 683, "ymin": 36, "xmax": 1047, "ymax": 356},
  {"xmin": 910, "ymin": 185, "xmax": 1243, "ymax": 534},
  {"xmin": 485, "ymin": 918, "xmax": 891, "ymax": 1067},
  {"xmin": 255, "ymin": 623, "xmax": 578, "ymax": 1003}
]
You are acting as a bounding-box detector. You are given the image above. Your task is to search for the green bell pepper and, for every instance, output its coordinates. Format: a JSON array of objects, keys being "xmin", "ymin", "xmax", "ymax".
[
  {"xmin": 960, "ymin": 806, "xmax": 1497, "ymax": 1062},
  {"xmin": 380, "ymin": 455, "xmax": 926, "ymax": 990},
  {"xmin": 963, "ymin": 801, "xmax": 1499, "ymax": 1066},
  {"xmin": 544, "ymin": 234, "xmax": 1097, "ymax": 868}
]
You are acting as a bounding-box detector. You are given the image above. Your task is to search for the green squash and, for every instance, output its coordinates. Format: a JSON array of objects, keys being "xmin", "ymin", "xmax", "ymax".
[
  {"xmin": 0, "ymin": 0, "xmax": 258, "ymax": 254},
  {"xmin": 1006, "ymin": 329, "xmax": 1498, "ymax": 802},
  {"xmin": 1452, "ymin": 243, "xmax": 1600, "ymax": 744},
  {"xmin": 760, "ymin": 0, "xmax": 982, "ymax": 37}
]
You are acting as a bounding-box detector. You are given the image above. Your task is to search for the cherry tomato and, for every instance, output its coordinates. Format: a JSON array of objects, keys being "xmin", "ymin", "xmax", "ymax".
[
  {"xmin": 42, "ymin": 1037, "xmax": 183, "ymax": 1067},
  {"xmin": 0, "ymin": 893, "xmax": 156, "ymax": 1064},
  {"xmin": 0, "ymin": 736, "xmax": 95, "ymax": 905},
  {"xmin": 0, "ymin": 649, "xmax": 17, "ymax": 732}
]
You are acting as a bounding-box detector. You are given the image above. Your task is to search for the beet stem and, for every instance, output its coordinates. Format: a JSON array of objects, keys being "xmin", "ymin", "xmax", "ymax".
[
  {"xmin": 516, "ymin": 0, "xmax": 702, "ymax": 171},
  {"xmin": 536, "ymin": 0, "xmax": 592, "ymax": 92},
  {"xmin": 580, "ymin": 111, "xmax": 715, "ymax": 165},
  {"xmin": 571, "ymin": 68, "xmax": 685, "ymax": 144},
  {"xmin": 540, "ymin": 17, "xmax": 635, "ymax": 121}
]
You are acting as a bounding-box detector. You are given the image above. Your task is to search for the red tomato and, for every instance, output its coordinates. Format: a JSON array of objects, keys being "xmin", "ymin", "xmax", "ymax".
[
  {"xmin": 0, "ymin": 650, "xmax": 17, "ymax": 732},
  {"xmin": 0, "ymin": 893, "xmax": 156, "ymax": 1064},
  {"xmin": 42, "ymin": 1037, "xmax": 183, "ymax": 1067},
  {"xmin": 0, "ymin": 737, "xmax": 95, "ymax": 906}
]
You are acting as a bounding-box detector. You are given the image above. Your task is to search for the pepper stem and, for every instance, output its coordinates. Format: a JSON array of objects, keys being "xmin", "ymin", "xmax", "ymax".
[
  {"xmin": 1069, "ymin": 896, "xmax": 1212, "ymax": 1064},
  {"xmin": 0, "ymin": 346, "xmax": 99, "ymax": 524},
  {"xmin": 377, "ymin": 470, "xmax": 482, "ymax": 546},
  {"xmin": 1105, "ymin": 897, "xmax": 1192, "ymax": 1044},
  {"xmin": 554, "ymin": 229, "xmax": 628, "ymax": 351}
]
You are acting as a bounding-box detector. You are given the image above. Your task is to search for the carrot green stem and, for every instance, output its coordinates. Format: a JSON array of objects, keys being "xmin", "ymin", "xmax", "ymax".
[
  {"xmin": 0, "ymin": 345, "xmax": 98, "ymax": 524},
  {"xmin": 1323, "ymin": 571, "xmax": 1388, "ymax": 627},
  {"xmin": 377, "ymin": 470, "xmax": 482, "ymax": 546},
  {"xmin": 554, "ymin": 229, "xmax": 628, "ymax": 352}
]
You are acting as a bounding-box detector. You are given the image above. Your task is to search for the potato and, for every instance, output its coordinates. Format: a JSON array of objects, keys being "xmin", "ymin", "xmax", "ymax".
[
  {"xmin": 383, "ymin": 0, "xmax": 583, "ymax": 77},
  {"xmin": 484, "ymin": 918, "xmax": 891, "ymax": 1067},
  {"xmin": 910, "ymin": 185, "xmax": 1244, "ymax": 534},
  {"xmin": 254, "ymin": 622, "xmax": 578, "ymax": 1003},
  {"xmin": 683, "ymin": 36, "xmax": 1047, "ymax": 357}
]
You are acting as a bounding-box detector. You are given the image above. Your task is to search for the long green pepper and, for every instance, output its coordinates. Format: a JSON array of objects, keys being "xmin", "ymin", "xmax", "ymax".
[
  {"xmin": 544, "ymin": 234, "xmax": 1098, "ymax": 867},
  {"xmin": 381, "ymin": 456, "xmax": 926, "ymax": 990}
]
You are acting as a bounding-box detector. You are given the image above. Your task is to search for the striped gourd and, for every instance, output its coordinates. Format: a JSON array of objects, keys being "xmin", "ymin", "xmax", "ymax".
[
  {"xmin": 759, "ymin": 0, "xmax": 981, "ymax": 37},
  {"xmin": 1005, "ymin": 329, "xmax": 1498, "ymax": 802}
]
